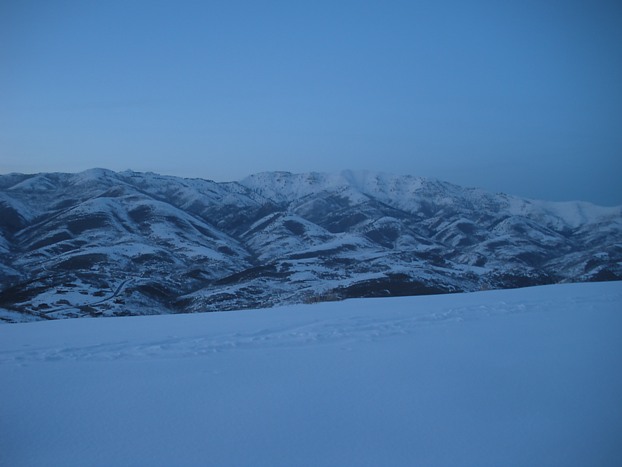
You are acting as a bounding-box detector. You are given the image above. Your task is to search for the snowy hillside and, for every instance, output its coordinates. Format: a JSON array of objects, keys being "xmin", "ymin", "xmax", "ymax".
[
  {"xmin": 1, "ymin": 169, "xmax": 621, "ymax": 321},
  {"xmin": 1, "ymin": 281, "xmax": 621, "ymax": 466}
]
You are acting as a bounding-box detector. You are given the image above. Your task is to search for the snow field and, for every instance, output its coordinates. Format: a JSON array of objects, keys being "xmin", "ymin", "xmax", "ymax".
[{"xmin": 1, "ymin": 281, "xmax": 621, "ymax": 466}]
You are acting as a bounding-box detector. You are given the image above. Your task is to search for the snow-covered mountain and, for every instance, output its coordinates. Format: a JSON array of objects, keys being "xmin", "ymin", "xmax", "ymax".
[{"xmin": 1, "ymin": 169, "xmax": 620, "ymax": 322}]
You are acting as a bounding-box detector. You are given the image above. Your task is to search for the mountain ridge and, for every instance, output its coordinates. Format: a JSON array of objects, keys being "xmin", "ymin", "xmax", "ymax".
[{"xmin": 1, "ymin": 169, "xmax": 620, "ymax": 322}]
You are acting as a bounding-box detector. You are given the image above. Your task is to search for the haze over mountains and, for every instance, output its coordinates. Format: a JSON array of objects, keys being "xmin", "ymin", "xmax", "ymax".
[{"xmin": 1, "ymin": 169, "xmax": 620, "ymax": 322}]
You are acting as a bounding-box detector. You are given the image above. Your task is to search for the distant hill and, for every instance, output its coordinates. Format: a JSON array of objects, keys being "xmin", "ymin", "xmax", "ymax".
[{"xmin": 1, "ymin": 169, "xmax": 620, "ymax": 322}]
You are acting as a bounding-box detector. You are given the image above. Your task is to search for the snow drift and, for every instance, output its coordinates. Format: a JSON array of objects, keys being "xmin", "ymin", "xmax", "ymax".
[{"xmin": 1, "ymin": 281, "xmax": 621, "ymax": 466}]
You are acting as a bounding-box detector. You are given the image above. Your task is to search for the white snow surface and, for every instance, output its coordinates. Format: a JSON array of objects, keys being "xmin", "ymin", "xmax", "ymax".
[{"xmin": 1, "ymin": 281, "xmax": 621, "ymax": 467}]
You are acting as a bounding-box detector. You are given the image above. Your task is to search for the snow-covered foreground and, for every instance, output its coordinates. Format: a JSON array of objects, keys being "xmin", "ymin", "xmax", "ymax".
[{"xmin": 1, "ymin": 282, "xmax": 621, "ymax": 466}]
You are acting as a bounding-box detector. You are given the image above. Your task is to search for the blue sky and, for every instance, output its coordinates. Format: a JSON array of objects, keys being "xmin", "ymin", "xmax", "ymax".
[{"xmin": 1, "ymin": 0, "xmax": 621, "ymax": 205}]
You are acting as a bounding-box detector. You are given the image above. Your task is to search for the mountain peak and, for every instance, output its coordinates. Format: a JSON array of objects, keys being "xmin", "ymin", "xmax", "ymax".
[{"xmin": 1, "ymin": 168, "xmax": 620, "ymax": 322}]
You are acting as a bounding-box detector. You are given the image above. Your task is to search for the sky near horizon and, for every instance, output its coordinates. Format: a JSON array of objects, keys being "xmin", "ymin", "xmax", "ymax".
[{"xmin": 1, "ymin": 0, "xmax": 621, "ymax": 205}]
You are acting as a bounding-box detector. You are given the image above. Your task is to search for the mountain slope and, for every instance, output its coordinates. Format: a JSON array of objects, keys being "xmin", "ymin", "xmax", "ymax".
[{"xmin": 1, "ymin": 169, "xmax": 620, "ymax": 322}]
